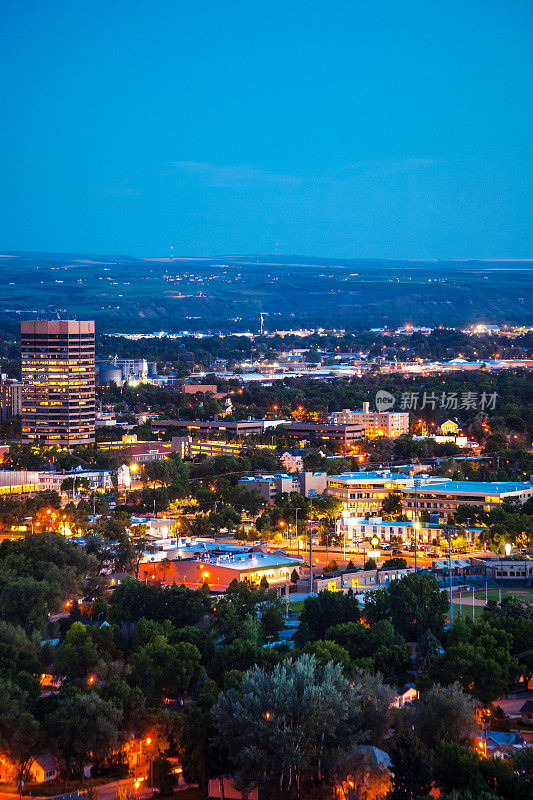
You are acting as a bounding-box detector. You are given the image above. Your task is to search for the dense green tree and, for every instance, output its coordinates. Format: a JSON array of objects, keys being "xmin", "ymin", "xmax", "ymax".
[
  {"xmin": 151, "ymin": 754, "xmax": 177, "ymax": 795},
  {"xmin": 412, "ymin": 683, "xmax": 478, "ymax": 751},
  {"xmin": 54, "ymin": 622, "xmax": 100, "ymax": 682},
  {"xmin": 178, "ymin": 680, "xmax": 227, "ymax": 789},
  {"xmin": 429, "ymin": 620, "xmax": 519, "ymax": 704},
  {"xmin": 388, "ymin": 729, "xmax": 433, "ymax": 800},
  {"xmin": 213, "ymin": 579, "xmax": 283, "ymax": 644},
  {"xmin": 0, "ymin": 679, "xmax": 42, "ymax": 794},
  {"xmin": 110, "ymin": 577, "xmax": 209, "ymax": 626},
  {"xmin": 99, "ymin": 679, "xmax": 146, "ymax": 735},
  {"xmin": 302, "ymin": 640, "xmax": 352, "ymax": 674},
  {"xmin": 212, "ymin": 655, "xmax": 367, "ymax": 799},
  {"xmin": 434, "ymin": 743, "xmax": 486, "ymax": 797},
  {"xmin": 364, "ymin": 572, "xmax": 448, "ymax": 641},
  {"xmin": 380, "ymin": 491, "xmax": 405, "ymax": 520},
  {"xmin": 381, "ymin": 557, "xmax": 407, "ymax": 570},
  {"xmin": 296, "ymin": 590, "xmax": 360, "ymax": 644},
  {"xmin": 130, "ymin": 639, "xmax": 203, "ymax": 701},
  {"xmin": 325, "ymin": 620, "xmax": 410, "ymax": 679},
  {"xmin": 48, "ymin": 691, "xmax": 122, "ymax": 780}
]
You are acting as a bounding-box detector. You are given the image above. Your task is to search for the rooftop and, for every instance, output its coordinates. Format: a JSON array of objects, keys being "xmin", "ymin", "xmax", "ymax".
[
  {"xmin": 405, "ymin": 480, "xmax": 533, "ymax": 494},
  {"xmin": 195, "ymin": 550, "xmax": 302, "ymax": 572}
]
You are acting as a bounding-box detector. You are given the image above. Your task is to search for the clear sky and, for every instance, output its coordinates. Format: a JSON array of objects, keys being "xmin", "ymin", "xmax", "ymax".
[{"xmin": 1, "ymin": 0, "xmax": 532, "ymax": 259}]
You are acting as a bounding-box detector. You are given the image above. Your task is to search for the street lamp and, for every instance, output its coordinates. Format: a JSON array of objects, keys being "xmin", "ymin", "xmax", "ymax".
[
  {"xmin": 342, "ymin": 509, "xmax": 349, "ymax": 561},
  {"xmin": 444, "ymin": 527, "xmax": 454, "ymax": 625},
  {"xmin": 308, "ymin": 491, "xmax": 317, "ymax": 593},
  {"xmin": 413, "ymin": 520, "xmax": 420, "ymax": 572}
]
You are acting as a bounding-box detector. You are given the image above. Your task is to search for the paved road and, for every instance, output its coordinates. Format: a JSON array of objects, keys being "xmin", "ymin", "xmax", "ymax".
[
  {"xmin": 280, "ymin": 542, "xmax": 492, "ymax": 571},
  {"xmin": 0, "ymin": 778, "xmax": 150, "ymax": 800}
]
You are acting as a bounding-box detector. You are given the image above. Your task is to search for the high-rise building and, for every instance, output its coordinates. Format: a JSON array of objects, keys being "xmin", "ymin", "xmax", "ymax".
[
  {"xmin": 0, "ymin": 378, "xmax": 23, "ymax": 422},
  {"xmin": 21, "ymin": 320, "xmax": 95, "ymax": 446}
]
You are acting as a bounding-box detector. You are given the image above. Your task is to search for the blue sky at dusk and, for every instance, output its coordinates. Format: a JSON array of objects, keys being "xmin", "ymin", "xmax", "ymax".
[{"xmin": 1, "ymin": 0, "xmax": 532, "ymax": 259}]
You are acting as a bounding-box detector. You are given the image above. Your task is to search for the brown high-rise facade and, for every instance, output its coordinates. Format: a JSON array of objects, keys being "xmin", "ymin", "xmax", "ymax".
[{"xmin": 21, "ymin": 320, "xmax": 95, "ymax": 447}]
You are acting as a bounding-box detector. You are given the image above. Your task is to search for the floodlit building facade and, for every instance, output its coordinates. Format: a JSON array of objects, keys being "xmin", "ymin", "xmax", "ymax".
[
  {"xmin": 326, "ymin": 470, "xmax": 438, "ymax": 517},
  {"xmin": 238, "ymin": 472, "xmax": 327, "ymax": 504},
  {"xmin": 21, "ymin": 320, "xmax": 95, "ymax": 447},
  {"xmin": 401, "ymin": 480, "xmax": 533, "ymax": 518},
  {"xmin": 328, "ymin": 402, "xmax": 409, "ymax": 437}
]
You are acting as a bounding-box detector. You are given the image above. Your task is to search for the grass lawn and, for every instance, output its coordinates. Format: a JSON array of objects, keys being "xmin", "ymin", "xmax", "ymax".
[{"xmin": 288, "ymin": 600, "xmax": 304, "ymax": 613}]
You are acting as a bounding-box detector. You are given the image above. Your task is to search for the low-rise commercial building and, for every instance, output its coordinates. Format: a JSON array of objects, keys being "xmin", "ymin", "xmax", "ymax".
[
  {"xmin": 99, "ymin": 436, "xmax": 172, "ymax": 463},
  {"xmin": 326, "ymin": 471, "xmax": 443, "ymax": 517},
  {"xmin": 285, "ymin": 421, "xmax": 365, "ymax": 446},
  {"xmin": 0, "ymin": 470, "xmax": 39, "ymax": 495},
  {"xmin": 301, "ymin": 566, "xmax": 413, "ymax": 595},
  {"xmin": 139, "ymin": 539, "xmax": 303, "ymax": 589},
  {"xmin": 238, "ymin": 474, "xmax": 300, "ymax": 504},
  {"xmin": 238, "ymin": 472, "xmax": 327, "ymax": 504},
  {"xmin": 352, "ymin": 516, "xmax": 413, "ymax": 543},
  {"xmin": 152, "ymin": 418, "xmax": 264, "ymax": 437},
  {"xmin": 170, "ymin": 436, "xmax": 243, "ymax": 459},
  {"xmin": 38, "ymin": 468, "xmax": 112, "ymax": 493},
  {"xmin": 466, "ymin": 557, "xmax": 533, "ymax": 585},
  {"xmin": 401, "ymin": 480, "xmax": 533, "ymax": 518}
]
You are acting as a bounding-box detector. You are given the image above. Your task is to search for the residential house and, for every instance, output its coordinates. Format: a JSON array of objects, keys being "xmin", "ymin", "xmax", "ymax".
[
  {"xmin": 392, "ymin": 684, "xmax": 419, "ymax": 708},
  {"xmin": 520, "ymin": 700, "xmax": 533, "ymax": 726},
  {"xmin": 29, "ymin": 755, "xmax": 57, "ymax": 783}
]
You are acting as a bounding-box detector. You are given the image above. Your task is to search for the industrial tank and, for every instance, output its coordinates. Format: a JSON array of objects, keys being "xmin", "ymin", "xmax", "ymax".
[{"xmin": 98, "ymin": 365, "xmax": 123, "ymax": 386}]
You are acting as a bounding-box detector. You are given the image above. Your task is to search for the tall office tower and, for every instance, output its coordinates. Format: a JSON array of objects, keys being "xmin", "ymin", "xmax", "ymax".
[{"xmin": 21, "ymin": 320, "xmax": 95, "ymax": 447}]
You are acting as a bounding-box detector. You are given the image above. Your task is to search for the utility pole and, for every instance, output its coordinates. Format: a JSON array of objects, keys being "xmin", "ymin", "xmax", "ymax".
[
  {"xmin": 447, "ymin": 527, "xmax": 454, "ymax": 625},
  {"xmin": 309, "ymin": 491, "xmax": 317, "ymax": 594},
  {"xmin": 413, "ymin": 477, "xmax": 421, "ymax": 572}
]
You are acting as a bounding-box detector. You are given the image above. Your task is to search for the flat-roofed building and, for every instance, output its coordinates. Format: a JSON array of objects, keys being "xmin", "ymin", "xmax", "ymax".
[
  {"xmin": 238, "ymin": 471, "xmax": 327, "ymax": 504},
  {"xmin": 327, "ymin": 471, "xmax": 442, "ymax": 517},
  {"xmin": 0, "ymin": 470, "xmax": 40, "ymax": 495},
  {"xmin": 285, "ymin": 421, "xmax": 365, "ymax": 446},
  {"xmin": 99, "ymin": 436, "xmax": 172, "ymax": 463},
  {"xmin": 21, "ymin": 320, "xmax": 95, "ymax": 447},
  {"xmin": 139, "ymin": 539, "xmax": 303, "ymax": 589},
  {"xmin": 152, "ymin": 418, "xmax": 263, "ymax": 437},
  {"xmin": 328, "ymin": 402, "xmax": 409, "ymax": 438},
  {"xmin": 38, "ymin": 468, "xmax": 112, "ymax": 493},
  {"xmin": 401, "ymin": 480, "xmax": 533, "ymax": 518},
  {"xmin": 238, "ymin": 474, "xmax": 300, "ymax": 505},
  {"xmin": 170, "ymin": 436, "xmax": 243, "ymax": 459},
  {"xmin": 0, "ymin": 380, "xmax": 22, "ymax": 422},
  {"xmin": 467, "ymin": 557, "xmax": 533, "ymax": 585},
  {"xmin": 355, "ymin": 516, "xmax": 413, "ymax": 543}
]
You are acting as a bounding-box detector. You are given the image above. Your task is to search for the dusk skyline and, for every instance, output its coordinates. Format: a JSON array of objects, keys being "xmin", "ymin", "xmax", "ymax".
[{"xmin": 2, "ymin": 0, "xmax": 532, "ymax": 259}]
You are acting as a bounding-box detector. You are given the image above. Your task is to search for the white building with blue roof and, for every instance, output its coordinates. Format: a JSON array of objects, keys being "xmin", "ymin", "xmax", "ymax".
[
  {"xmin": 326, "ymin": 470, "xmax": 445, "ymax": 517},
  {"xmin": 402, "ymin": 480, "xmax": 533, "ymax": 517}
]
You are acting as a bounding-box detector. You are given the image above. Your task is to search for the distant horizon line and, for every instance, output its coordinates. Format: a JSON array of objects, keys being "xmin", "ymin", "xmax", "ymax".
[{"xmin": 1, "ymin": 250, "xmax": 533, "ymax": 264}]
